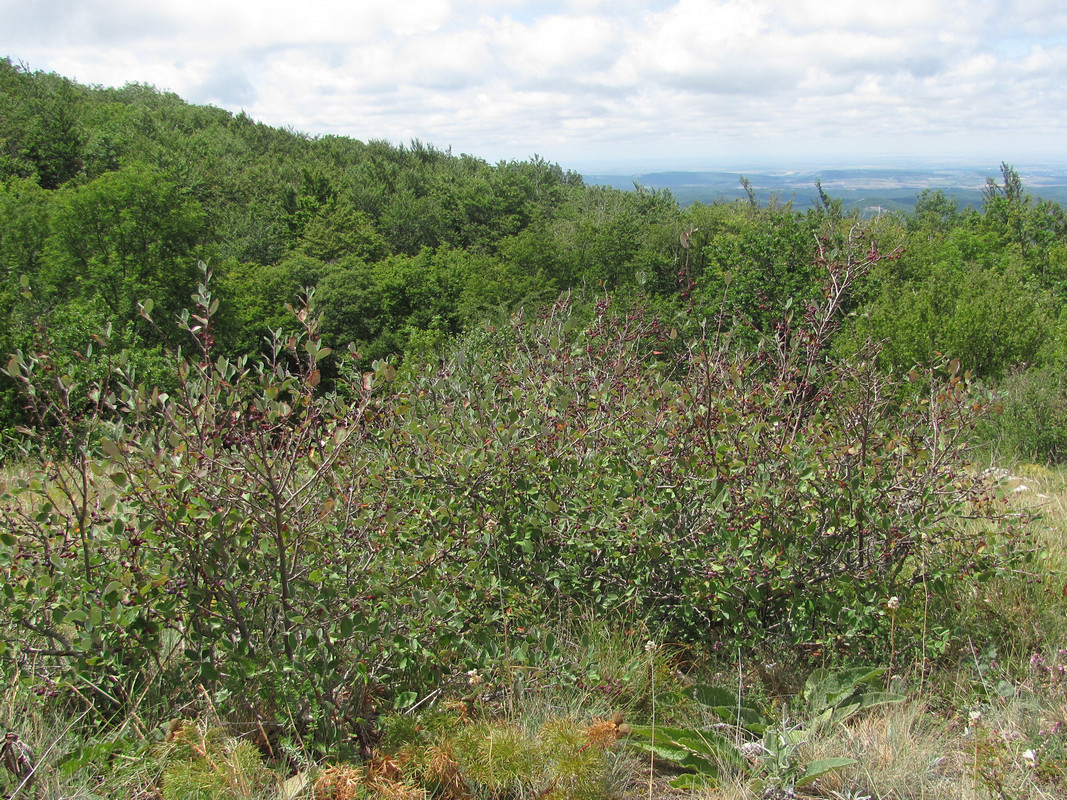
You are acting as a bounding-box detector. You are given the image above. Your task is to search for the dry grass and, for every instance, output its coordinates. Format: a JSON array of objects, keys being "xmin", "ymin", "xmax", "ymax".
[
  {"xmin": 801, "ymin": 702, "xmax": 956, "ymax": 799},
  {"xmin": 313, "ymin": 761, "xmax": 426, "ymax": 800},
  {"xmin": 685, "ymin": 698, "xmax": 1063, "ymax": 800}
]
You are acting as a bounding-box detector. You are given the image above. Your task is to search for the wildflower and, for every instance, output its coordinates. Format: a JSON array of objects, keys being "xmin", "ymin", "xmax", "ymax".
[
  {"xmin": 740, "ymin": 741, "xmax": 765, "ymax": 763},
  {"xmin": 1022, "ymin": 749, "xmax": 1037, "ymax": 767},
  {"xmin": 466, "ymin": 669, "xmax": 483, "ymax": 687},
  {"xmin": 887, "ymin": 596, "xmax": 900, "ymax": 611},
  {"xmin": 969, "ymin": 710, "xmax": 983, "ymax": 723},
  {"xmin": 644, "ymin": 640, "xmax": 657, "ymax": 653}
]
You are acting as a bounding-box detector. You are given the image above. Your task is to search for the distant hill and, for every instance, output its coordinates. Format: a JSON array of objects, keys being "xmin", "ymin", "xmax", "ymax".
[{"xmin": 583, "ymin": 165, "xmax": 1067, "ymax": 214}]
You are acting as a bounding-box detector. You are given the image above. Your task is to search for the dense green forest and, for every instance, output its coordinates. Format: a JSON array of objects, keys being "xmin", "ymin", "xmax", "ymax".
[{"xmin": 4, "ymin": 58, "xmax": 1067, "ymax": 799}]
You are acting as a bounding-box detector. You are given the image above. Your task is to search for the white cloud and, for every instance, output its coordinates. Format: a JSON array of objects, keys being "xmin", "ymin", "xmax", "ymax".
[
  {"xmin": 781, "ymin": 0, "xmax": 943, "ymax": 32},
  {"xmin": 134, "ymin": 0, "xmax": 454, "ymax": 45},
  {"xmin": 485, "ymin": 14, "xmax": 617, "ymax": 81}
]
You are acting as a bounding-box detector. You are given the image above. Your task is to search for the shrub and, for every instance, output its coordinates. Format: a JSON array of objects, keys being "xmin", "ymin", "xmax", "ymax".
[
  {"xmin": 982, "ymin": 364, "xmax": 1067, "ymax": 463},
  {"xmin": 1, "ymin": 263, "xmax": 445, "ymax": 752},
  {"xmin": 386, "ymin": 230, "xmax": 1019, "ymax": 657},
  {"xmin": 0, "ymin": 236, "xmax": 1025, "ymax": 756}
]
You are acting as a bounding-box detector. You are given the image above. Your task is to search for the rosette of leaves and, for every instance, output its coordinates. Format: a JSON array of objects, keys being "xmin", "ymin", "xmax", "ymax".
[
  {"xmin": 627, "ymin": 668, "xmax": 900, "ymax": 791},
  {"xmin": 625, "ymin": 723, "xmax": 745, "ymax": 790}
]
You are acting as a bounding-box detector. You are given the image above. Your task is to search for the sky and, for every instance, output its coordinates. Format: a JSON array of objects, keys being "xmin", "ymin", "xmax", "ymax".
[{"xmin": 3, "ymin": 0, "xmax": 1067, "ymax": 173}]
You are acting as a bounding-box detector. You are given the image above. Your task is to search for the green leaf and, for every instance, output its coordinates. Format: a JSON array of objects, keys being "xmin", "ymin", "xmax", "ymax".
[
  {"xmin": 805, "ymin": 666, "xmax": 885, "ymax": 714},
  {"xmin": 694, "ymin": 685, "xmax": 768, "ymax": 730},
  {"xmin": 627, "ymin": 737, "xmax": 700, "ymax": 766},
  {"xmin": 694, "ymin": 685, "xmax": 736, "ymax": 707},
  {"xmin": 627, "ymin": 724, "xmax": 741, "ymax": 770},
  {"xmin": 58, "ymin": 739, "xmax": 125, "ymax": 776},
  {"xmin": 856, "ymin": 690, "xmax": 905, "ymax": 710},
  {"xmin": 669, "ymin": 773, "xmax": 716, "ymax": 790},
  {"xmin": 795, "ymin": 757, "xmax": 857, "ymax": 788}
]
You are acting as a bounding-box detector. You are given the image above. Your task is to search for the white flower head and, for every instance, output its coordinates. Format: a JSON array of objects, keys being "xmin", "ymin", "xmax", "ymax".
[
  {"xmin": 887, "ymin": 596, "xmax": 900, "ymax": 611},
  {"xmin": 740, "ymin": 741, "xmax": 766, "ymax": 760},
  {"xmin": 645, "ymin": 640, "xmax": 658, "ymax": 653}
]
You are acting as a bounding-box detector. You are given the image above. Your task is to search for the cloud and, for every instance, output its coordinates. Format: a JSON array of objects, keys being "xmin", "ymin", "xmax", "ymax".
[
  {"xmin": 485, "ymin": 14, "xmax": 618, "ymax": 82},
  {"xmin": 191, "ymin": 62, "xmax": 257, "ymax": 107},
  {"xmin": 780, "ymin": 0, "xmax": 943, "ymax": 32},
  {"xmin": 142, "ymin": 0, "xmax": 454, "ymax": 45}
]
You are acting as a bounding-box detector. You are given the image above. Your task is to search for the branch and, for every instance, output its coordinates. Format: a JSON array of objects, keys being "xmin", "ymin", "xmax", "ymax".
[{"xmin": 16, "ymin": 618, "xmax": 73, "ymax": 654}]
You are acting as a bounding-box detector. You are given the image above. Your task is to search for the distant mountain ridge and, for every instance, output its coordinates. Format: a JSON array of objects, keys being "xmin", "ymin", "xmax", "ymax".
[{"xmin": 583, "ymin": 165, "xmax": 1067, "ymax": 214}]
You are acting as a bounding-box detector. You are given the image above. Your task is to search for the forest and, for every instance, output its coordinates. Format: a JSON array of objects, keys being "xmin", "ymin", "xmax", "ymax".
[{"xmin": 3, "ymin": 57, "xmax": 1067, "ymax": 799}]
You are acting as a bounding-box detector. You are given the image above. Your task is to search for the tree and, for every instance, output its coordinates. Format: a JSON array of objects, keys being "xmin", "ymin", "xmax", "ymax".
[
  {"xmin": 23, "ymin": 77, "xmax": 85, "ymax": 189},
  {"xmin": 298, "ymin": 199, "xmax": 390, "ymax": 263},
  {"xmin": 41, "ymin": 163, "xmax": 207, "ymax": 335},
  {"xmin": 982, "ymin": 162, "xmax": 1029, "ymax": 251},
  {"xmin": 910, "ymin": 189, "xmax": 961, "ymax": 234}
]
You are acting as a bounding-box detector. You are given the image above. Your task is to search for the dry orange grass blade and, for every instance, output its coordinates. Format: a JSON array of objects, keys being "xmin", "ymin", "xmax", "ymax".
[
  {"xmin": 426, "ymin": 742, "xmax": 469, "ymax": 799},
  {"xmin": 312, "ymin": 764, "xmax": 366, "ymax": 800},
  {"xmin": 585, "ymin": 712, "xmax": 629, "ymax": 750},
  {"xmin": 312, "ymin": 757, "xmax": 426, "ymax": 800}
]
